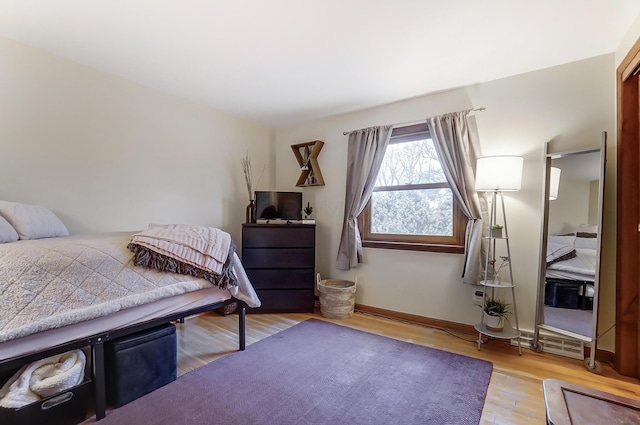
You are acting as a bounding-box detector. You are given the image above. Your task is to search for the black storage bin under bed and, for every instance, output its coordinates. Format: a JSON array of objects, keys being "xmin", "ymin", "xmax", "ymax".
[
  {"xmin": 545, "ymin": 280, "xmax": 580, "ymax": 309},
  {"xmin": 106, "ymin": 323, "xmax": 177, "ymax": 407},
  {"xmin": 545, "ymin": 279, "xmax": 594, "ymax": 310}
]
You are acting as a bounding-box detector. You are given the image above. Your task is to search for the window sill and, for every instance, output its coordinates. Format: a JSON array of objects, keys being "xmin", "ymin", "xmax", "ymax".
[{"xmin": 361, "ymin": 240, "xmax": 464, "ymax": 254}]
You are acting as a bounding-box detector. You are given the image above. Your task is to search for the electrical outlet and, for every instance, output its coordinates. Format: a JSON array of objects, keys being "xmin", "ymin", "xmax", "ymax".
[{"xmin": 471, "ymin": 287, "xmax": 484, "ymax": 304}]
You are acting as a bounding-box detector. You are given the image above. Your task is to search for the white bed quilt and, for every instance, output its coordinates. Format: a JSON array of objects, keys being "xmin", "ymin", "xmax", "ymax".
[
  {"xmin": 0, "ymin": 232, "xmax": 259, "ymax": 343},
  {"xmin": 546, "ymin": 248, "xmax": 596, "ymax": 278}
]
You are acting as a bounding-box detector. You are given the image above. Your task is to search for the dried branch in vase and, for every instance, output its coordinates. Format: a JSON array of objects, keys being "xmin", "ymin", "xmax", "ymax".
[
  {"xmin": 488, "ymin": 256, "xmax": 510, "ymax": 282},
  {"xmin": 241, "ymin": 152, "xmax": 253, "ymax": 201},
  {"xmin": 241, "ymin": 151, "xmax": 264, "ymax": 201}
]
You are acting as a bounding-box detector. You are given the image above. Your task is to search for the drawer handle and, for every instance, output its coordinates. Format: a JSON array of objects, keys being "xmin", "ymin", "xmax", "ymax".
[{"xmin": 41, "ymin": 391, "xmax": 73, "ymax": 410}]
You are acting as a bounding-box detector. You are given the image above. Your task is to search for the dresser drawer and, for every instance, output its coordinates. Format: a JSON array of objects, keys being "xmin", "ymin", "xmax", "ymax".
[
  {"xmin": 250, "ymin": 289, "xmax": 315, "ymax": 313},
  {"xmin": 246, "ymin": 269, "xmax": 314, "ymax": 290},
  {"xmin": 242, "ymin": 248, "xmax": 314, "ymax": 268},
  {"xmin": 242, "ymin": 226, "xmax": 315, "ymax": 248}
]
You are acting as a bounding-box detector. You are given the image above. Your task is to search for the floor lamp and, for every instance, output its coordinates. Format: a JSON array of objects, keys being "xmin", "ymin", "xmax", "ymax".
[
  {"xmin": 475, "ymin": 155, "xmax": 524, "ymax": 275},
  {"xmin": 549, "ymin": 167, "xmax": 561, "ymax": 201},
  {"xmin": 474, "ymin": 155, "xmax": 524, "ymax": 353}
]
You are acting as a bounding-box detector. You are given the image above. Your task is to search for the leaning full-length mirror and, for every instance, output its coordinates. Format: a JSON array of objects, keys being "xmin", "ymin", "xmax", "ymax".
[{"xmin": 533, "ymin": 133, "xmax": 606, "ymax": 363}]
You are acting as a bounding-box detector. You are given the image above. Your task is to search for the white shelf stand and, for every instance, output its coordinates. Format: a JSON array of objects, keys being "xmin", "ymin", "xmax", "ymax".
[{"xmin": 475, "ymin": 190, "xmax": 522, "ymax": 354}]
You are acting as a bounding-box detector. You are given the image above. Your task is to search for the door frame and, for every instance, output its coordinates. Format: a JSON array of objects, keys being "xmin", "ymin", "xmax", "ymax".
[{"xmin": 616, "ymin": 37, "xmax": 640, "ymax": 377}]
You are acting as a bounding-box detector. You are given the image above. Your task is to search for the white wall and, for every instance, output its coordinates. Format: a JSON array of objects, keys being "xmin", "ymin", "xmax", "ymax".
[
  {"xmin": 275, "ymin": 54, "xmax": 615, "ymax": 342},
  {"xmin": 0, "ymin": 36, "xmax": 273, "ymax": 245},
  {"xmin": 616, "ymin": 13, "xmax": 640, "ymax": 67},
  {"xmin": 548, "ymin": 179, "xmax": 590, "ymax": 235}
]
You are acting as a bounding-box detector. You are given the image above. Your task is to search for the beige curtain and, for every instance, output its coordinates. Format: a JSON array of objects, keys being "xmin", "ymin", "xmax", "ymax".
[
  {"xmin": 427, "ymin": 111, "xmax": 488, "ymax": 284},
  {"xmin": 336, "ymin": 126, "xmax": 393, "ymax": 270}
]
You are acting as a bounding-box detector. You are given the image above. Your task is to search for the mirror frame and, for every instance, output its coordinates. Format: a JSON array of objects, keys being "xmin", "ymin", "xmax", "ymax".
[{"xmin": 533, "ymin": 132, "xmax": 607, "ymax": 351}]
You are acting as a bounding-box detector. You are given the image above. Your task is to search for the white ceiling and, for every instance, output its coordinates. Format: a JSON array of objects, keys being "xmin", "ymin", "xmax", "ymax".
[{"xmin": 0, "ymin": 1, "xmax": 638, "ymax": 128}]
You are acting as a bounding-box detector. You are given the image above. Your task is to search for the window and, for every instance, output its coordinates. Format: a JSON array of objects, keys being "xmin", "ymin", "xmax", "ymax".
[{"xmin": 358, "ymin": 123, "xmax": 465, "ymax": 253}]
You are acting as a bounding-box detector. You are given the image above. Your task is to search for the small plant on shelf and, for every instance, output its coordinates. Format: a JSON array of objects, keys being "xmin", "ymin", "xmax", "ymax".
[
  {"xmin": 303, "ymin": 202, "xmax": 313, "ymax": 219},
  {"xmin": 491, "ymin": 224, "xmax": 503, "ymax": 238},
  {"xmin": 483, "ymin": 298, "xmax": 511, "ymax": 332}
]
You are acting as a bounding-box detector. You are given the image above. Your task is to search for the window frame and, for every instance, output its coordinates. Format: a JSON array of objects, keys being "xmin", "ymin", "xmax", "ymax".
[{"xmin": 358, "ymin": 123, "xmax": 466, "ymax": 254}]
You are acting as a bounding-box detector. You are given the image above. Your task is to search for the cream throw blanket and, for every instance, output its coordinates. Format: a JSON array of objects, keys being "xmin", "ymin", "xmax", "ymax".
[
  {"xmin": 130, "ymin": 225, "xmax": 231, "ymax": 275},
  {"xmin": 0, "ymin": 349, "xmax": 86, "ymax": 408}
]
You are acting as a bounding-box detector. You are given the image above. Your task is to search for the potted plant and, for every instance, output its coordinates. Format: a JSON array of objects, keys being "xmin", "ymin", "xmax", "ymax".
[
  {"xmin": 303, "ymin": 202, "xmax": 313, "ymax": 219},
  {"xmin": 491, "ymin": 224, "xmax": 503, "ymax": 238},
  {"xmin": 483, "ymin": 298, "xmax": 510, "ymax": 332}
]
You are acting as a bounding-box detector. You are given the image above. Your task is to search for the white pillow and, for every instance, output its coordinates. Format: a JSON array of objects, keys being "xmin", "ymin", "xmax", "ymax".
[
  {"xmin": 575, "ymin": 237, "xmax": 598, "ymax": 250},
  {"xmin": 0, "ymin": 201, "xmax": 69, "ymax": 240},
  {"xmin": 548, "ymin": 235, "xmax": 575, "ymax": 247},
  {"xmin": 0, "ymin": 215, "xmax": 19, "ymax": 243}
]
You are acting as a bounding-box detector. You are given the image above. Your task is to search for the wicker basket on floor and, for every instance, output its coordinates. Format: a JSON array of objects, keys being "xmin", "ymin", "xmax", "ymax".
[
  {"xmin": 317, "ymin": 274, "xmax": 356, "ymax": 319},
  {"xmin": 215, "ymin": 301, "xmax": 238, "ymax": 316}
]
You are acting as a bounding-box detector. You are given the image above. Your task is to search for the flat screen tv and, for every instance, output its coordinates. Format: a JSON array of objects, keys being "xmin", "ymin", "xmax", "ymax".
[{"xmin": 255, "ymin": 191, "xmax": 302, "ymax": 221}]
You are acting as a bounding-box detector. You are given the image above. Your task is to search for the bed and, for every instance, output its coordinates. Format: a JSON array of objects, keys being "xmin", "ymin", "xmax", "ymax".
[
  {"xmin": 545, "ymin": 234, "xmax": 597, "ymax": 310},
  {"xmin": 0, "ymin": 202, "xmax": 260, "ymax": 420}
]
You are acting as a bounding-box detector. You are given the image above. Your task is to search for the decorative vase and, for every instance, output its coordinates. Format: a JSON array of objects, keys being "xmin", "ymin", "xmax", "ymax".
[
  {"xmin": 491, "ymin": 228, "xmax": 503, "ymax": 238},
  {"xmin": 492, "ymin": 271, "xmax": 501, "ymax": 285},
  {"xmin": 484, "ymin": 312, "xmax": 503, "ymax": 332},
  {"xmin": 246, "ymin": 200, "xmax": 255, "ymax": 223}
]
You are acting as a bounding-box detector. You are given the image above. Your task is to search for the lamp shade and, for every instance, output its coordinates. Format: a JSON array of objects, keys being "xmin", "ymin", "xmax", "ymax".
[
  {"xmin": 475, "ymin": 156, "xmax": 524, "ymax": 191},
  {"xmin": 549, "ymin": 166, "xmax": 561, "ymax": 200}
]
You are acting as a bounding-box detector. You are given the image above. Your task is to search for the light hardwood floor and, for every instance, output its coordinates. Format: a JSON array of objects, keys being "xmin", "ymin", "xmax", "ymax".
[{"xmin": 176, "ymin": 310, "xmax": 640, "ymax": 425}]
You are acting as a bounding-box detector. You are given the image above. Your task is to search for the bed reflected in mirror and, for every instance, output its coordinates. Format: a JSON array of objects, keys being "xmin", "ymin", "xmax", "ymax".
[{"xmin": 543, "ymin": 150, "xmax": 601, "ymax": 338}]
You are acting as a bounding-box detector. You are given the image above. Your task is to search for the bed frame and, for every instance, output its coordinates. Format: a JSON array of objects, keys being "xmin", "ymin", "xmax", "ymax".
[{"xmin": 0, "ymin": 299, "xmax": 246, "ymax": 421}]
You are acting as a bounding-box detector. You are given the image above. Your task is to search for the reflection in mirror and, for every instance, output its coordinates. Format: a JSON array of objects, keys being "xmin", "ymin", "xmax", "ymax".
[
  {"xmin": 533, "ymin": 132, "xmax": 606, "ymax": 373},
  {"xmin": 543, "ymin": 150, "xmax": 601, "ymax": 338}
]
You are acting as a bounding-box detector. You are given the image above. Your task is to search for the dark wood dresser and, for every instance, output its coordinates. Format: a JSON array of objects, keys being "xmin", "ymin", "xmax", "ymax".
[{"xmin": 241, "ymin": 224, "xmax": 315, "ymax": 313}]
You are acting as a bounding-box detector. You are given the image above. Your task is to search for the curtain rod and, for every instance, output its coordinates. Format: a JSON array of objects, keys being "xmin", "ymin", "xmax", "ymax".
[{"xmin": 342, "ymin": 107, "xmax": 486, "ymax": 135}]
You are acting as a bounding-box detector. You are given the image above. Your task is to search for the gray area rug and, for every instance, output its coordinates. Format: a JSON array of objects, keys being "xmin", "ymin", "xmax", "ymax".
[{"xmin": 98, "ymin": 319, "xmax": 493, "ymax": 424}]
